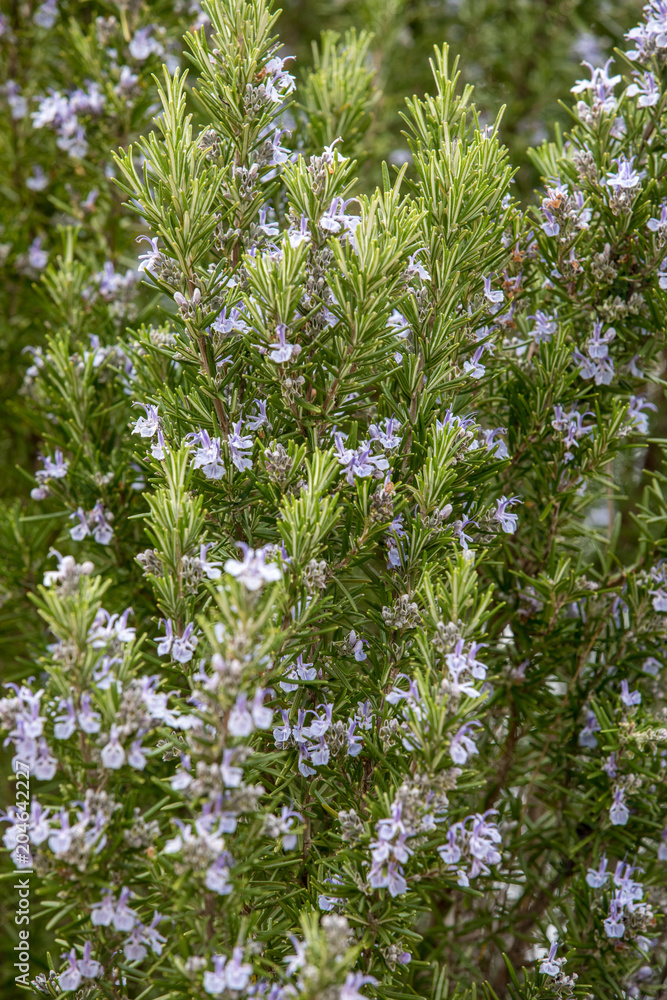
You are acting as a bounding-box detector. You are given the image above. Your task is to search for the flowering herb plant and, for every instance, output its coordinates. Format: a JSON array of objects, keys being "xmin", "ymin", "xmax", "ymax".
[{"xmin": 2, "ymin": 1, "xmax": 667, "ymax": 999}]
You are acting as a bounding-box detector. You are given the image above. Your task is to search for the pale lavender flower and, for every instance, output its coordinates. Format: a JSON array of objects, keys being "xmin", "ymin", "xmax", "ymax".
[
  {"xmin": 212, "ymin": 305, "xmax": 248, "ymax": 335},
  {"xmin": 464, "ymin": 345, "xmax": 486, "ymax": 379},
  {"xmin": 264, "ymin": 55, "xmax": 296, "ymax": 102},
  {"xmin": 91, "ymin": 889, "xmax": 116, "ymax": 927},
  {"xmin": 528, "ymin": 310, "xmax": 558, "ymax": 342},
  {"xmin": 651, "ymin": 587, "xmax": 667, "ymax": 612},
  {"xmin": 58, "ymin": 950, "xmax": 82, "ymax": 992},
  {"xmin": 101, "ymin": 725, "xmax": 125, "ymax": 769},
  {"xmin": 605, "ymin": 155, "xmax": 643, "ymax": 190},
  {"xmin": 620, "ymin": 680, "xmax": 641, "ymax": 706},
  {"xmin": 26, "ymin": 166, "xmax": 48, "ymax": 191},
  {"xmin": 117, "ymin": 65, "xmax": 139, "ymax": 95},
  {"xmin": 77, "ymin": 693, "xmax": 101, "ymax": 734},
  {"xmin": 113, "ymin": 887, "xmax": 137, "ymax": 931},
  {"xmin": 483, "ymin": 428, "xmax": 509, "ymax": 459},
  {"xmin": 541, "ymin": 210, "xmax": 560, "ymax": 237},
  {"xmin": 224, "ymin": 542, "xmax": 282, "ymax": 590},
  {"xmin": 245, "ymin": 399, "xmax": 269, "ymax": 430},
  {"xmin": 603, "ymin": 898, "xmax": 625, "ymax": 938},
  {"xmin": 368, "ymin": 417, "xmax": 402, "ymax": 450},
  {"xmin": 334, "ymin": 434, "xmax": 389, "ymax": 484},
  {"xmin": 578, "ymin": 710, "xmax": 600, "ymax": 748},
  {"xmin": 647, "ymin": 201, "xmax": 667, "ymax": 232},
  {"xmin": 626, "ymin": 71, "xmax": 660, "ymax": 106},
  {"xmin": 28, "ymin": 237, "xmax": 48, "ymax": 269},
  {"xmin": 204, "ymin": 954, "xmax": 228, "ymax": 995},
  {"xmin": 539, "ymin": 941, "xmax": 565, "ymax": 977},
  {"xmin": 88, "ymin": 607, "xmax": 135, "ymax": 647},
  {"xmin": 227, "ymin": 420, "xmax": 253, "ymax": 472},
  {"xmin": 571, "ymin": 58, "xmax": 620, "ymax": 103},
  {"xmin": 268, "ymin": 324, "xmax": 301, "ymax": 363},
  {"xmin": 492, "ymin": 495, "xmax": 521, "ymax": 533},
  {"xmin": 450, "ymin": 721, "xmax": 481, "ymax": 765},
  {"xmin": 136, "ymin": 235, "xmax": 161, "ymax": 273},
  {"xmin": 609, "ymin": 786, "xmax": 629, "ymax": 826},
  {"xmin": 406, "ymin": 252, "xmax": 431, "ymax": 281},
  {"xmin": 345, "ymin": 630, "xmax": 368, "ymax": 662},
  {"xmin": 78, "ymin": 941, "xmax": 102, "ymax": 979},
  {"xmin": 128, "ymin": 25, "xmax": 163, "ymax": 61},
  {"xmin": 586, "ymin": 855, "xmax": 610, "ymax": 887},
  {"xmin": 34, "ymin": 0, "xmax": 58, "ymax": 29},
  {"xmin": 627, "ymin": 395, "xmax": 658, "ymax": 434},
  {"xmin": 482, "ymin": 275, "xmax": 504, "ymax": 304},
  {"xmin": 280, "ymin": 653, "xmax": 316, "ymax": 692},
  {"xmin": 340, "ymin": 972, "xmax": 378, "ymax": 1000},
  {"xmin": 186, "ymin": 429, "xmax": 225, "ymax": 479}
]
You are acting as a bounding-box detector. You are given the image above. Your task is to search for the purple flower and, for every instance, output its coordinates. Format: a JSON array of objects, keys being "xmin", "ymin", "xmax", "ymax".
[
  {"xmin": 346, "ymin": 630, "xmax": 368, "ymax": 661},
  {"xmin": 626, "ymin": 71, "xmax": 660, "ymax": 106},
  {"xmin": 651, "ymin": 587, "xmax": 667, "ymax": 612},
  {"xmin": 264, "ymin": 54, "xmax": 296, "ymax": 102},
  {"xmin": 113, "ymin": 887, "xmax": 137, "ymax": 932},
  {"xmin": 450, "ymin": 721, "xmax": 481, "ymax": 764},
  {"xmin": 406, "ymin": 252, "xmax": 431, "ymax": 281},
  {"xmin": 539, "ymin": 941, "xmax": 564, "ymax": 977},
  {"xmin": 212, "ymin": 305, "xmax": 248, "ymax": 335},
  {"xmin": 128, "ymin": 25, "xmax": 164, "ymax": 61},
  {"xmin": 647, "ymin": 201, "xmax": 667, "ymax": 232},
  {"xmin": 185, "ymin": 428, "xmax": 225, "ymax": 479},
  {"xmin": 603, "ymin": 898, "xmax": 625, "ymax": 938},
  {"xmin": 587, "ymin": 321, "xmax": 615, "ymax": 359},
  {"xmin": 224, "ymin": 542, "xmax": 282, "ymax": 590},
  {"xmin": 571, "ymin": 58, "xmax": 620, "ymax": 101},
  {"xmin": 620, "ymin": 680, "xmax": 641, "ymax": 707},
  {"xmin": 605, "ymin": 154, "xmax": 643, "ymax": 190},
  {"xmin": 101, "ymin": 725, "xmax": 125, "ymax": 769},
  {"xmin": 155, "ymin": 618, "xmax": 198, "ymax": 663},
  {"xmin": 541, "ymin": 209, "xmax": 560, "ymax": 237},
  {"xmin": 586, "ymin": 855, "xmax": 610, "ymax": 888},
  {"xmin": 88, "ymin": 607, "xmax": 135, "ymax": 647},
  {"xmin": 77, "ymin": 693, "xmax": 101, "ymax": 734},
  {"xmin": 578, "ymin": 710, "xmax": 600, "ymax": 748},
  {"xmin": 340, "ymin": 971, "xmax": 378, "ymax": 1000},
  {"xmin": 227, "ymin": 420, "xmax": 253, "ymax": 472},
  {"xmin": 91, "ymin": 889, "xmax": 116, "ymax": 927},
  {"xmin": 280, "ymin": 653, "xmax": 316, "ymax": 692},
  {"xmin": 245, "ymin": 399, "xmax": 268, "ymax": 430},
  {"xmin": 334, "ymin": 434, "xmax": 389, "ymax": 484},
  {"xmin": 26, "ymin": 166, "xmax": 48, "ymax": 191},
  {"xmin": 573, "ymin": 347, "xmax": 615, "ymax": 386},
  {"xmin": 492, "ymin": 495, "xmax": 521, "ymax": 533},
  {"xmin": 627, "ymin": 395, "xmax": 657, "ymax": 434},
  {"xmin": 268, "ymin": 324, "xmax": 301, "ymax": 363},
  {"xmin": 464, "ymin": 345, "xmax": 486, "ymax": 379},
  {"xmin": 609, "ymin": 786, "xmax": 629, "ymax": 826},
  {"xmin": 482, "ymin": 275, "xmax": 504, "ymax": 304},
  {"xmin": 59, "ymin": 949, "xmax": 82, "ymax": 992},
  {"xmin": 78, "ymin": 941, "xmax": 102, "ymax": 979},
  {"xmin": 54, "ymin": 698, "xmax": 76, "ymax": 740},
  {"xmin": 28, "ymin": 237, "xmax": 48, "ymax": 270},
  {"xmin": 136, "ymin": 235, "xmax": 161, "ymax": 273},
  {"xmin": 34, "ymin": 1, "xmax": 58, "ymax": 29},
  {"xmin": 368, "ymin": 417, "xmax": 402, "ymax": 450}
]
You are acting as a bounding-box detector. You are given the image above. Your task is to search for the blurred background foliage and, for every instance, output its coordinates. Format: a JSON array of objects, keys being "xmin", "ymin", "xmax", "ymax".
[{"xmin": 279, "ymin": 0, "xmax": 641, "ymax": 190}]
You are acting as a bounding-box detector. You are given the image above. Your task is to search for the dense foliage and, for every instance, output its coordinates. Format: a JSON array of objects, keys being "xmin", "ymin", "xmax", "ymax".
[{"xmin": 1, "ymin": 1, "xmax": 667, "ymax": 999}]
